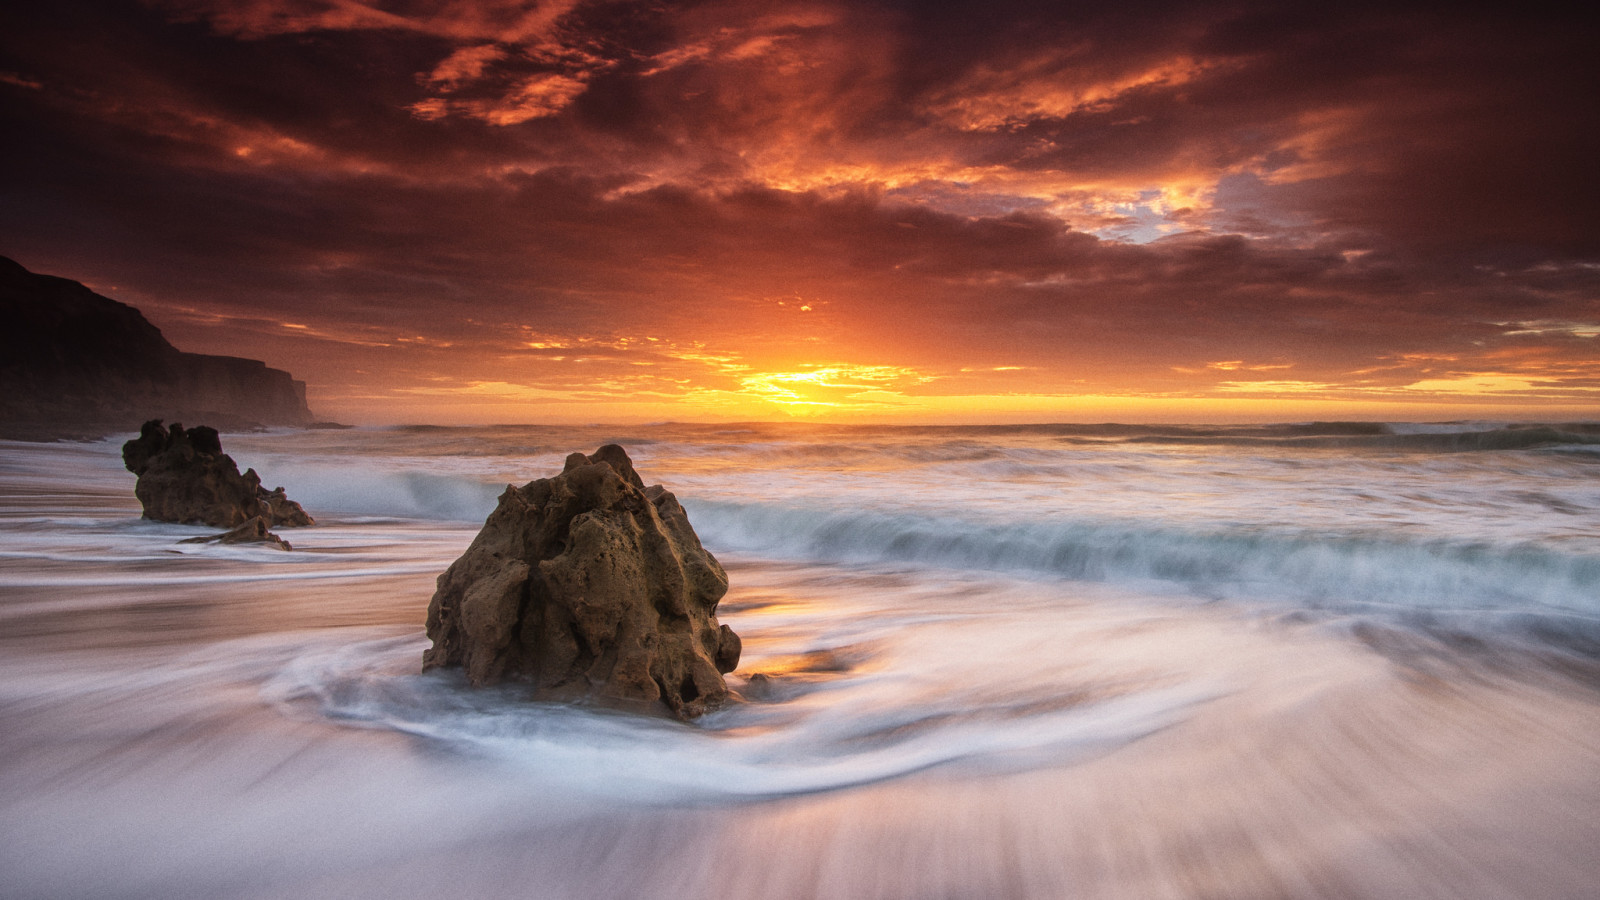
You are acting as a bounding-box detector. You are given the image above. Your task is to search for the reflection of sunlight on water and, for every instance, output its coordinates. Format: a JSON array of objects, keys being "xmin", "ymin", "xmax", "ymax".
[
  {"xmin": 3, "ymin": 432, "xmax": 1600, "ymax": 899},
  {"xmin": 247, "ymin": 562, "xmax": 1226, "ymax": 799},
  {"xmin": 7, "ymin": 555, "xmax": 1599, "ymax": 899}
]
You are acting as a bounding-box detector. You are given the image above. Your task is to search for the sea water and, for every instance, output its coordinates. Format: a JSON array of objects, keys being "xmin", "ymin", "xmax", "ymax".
[{"xmin": 3, "ymin": 422, "xmax": 1599, "ymax": 899}]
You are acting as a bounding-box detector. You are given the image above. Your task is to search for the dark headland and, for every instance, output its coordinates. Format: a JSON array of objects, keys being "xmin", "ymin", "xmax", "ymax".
[{"xmin": 0, "ymin": 256, "xmax": 316, "ymax": 440}]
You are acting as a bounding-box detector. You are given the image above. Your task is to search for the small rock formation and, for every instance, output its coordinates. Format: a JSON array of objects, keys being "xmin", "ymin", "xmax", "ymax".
[
  {"xmin": 121, "ymin": 419, "xmax": 314, "ymax": 531},
  {"xmin": 179, "ymin": 516, "xmax": 293, "ymax": 551},
  {"xmin": 424, "ymin": 444, "xmax": 741, "ymax": 719},
  {"xmin": 258, "ymin": 485, "xmax": 315, "ymax": 528}
]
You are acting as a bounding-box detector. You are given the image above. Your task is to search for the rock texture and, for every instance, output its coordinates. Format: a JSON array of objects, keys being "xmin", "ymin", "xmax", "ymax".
[
  {"xmin": 424, "ymin": 444, "xmax": 741, "ymax": 719},
  {"xmin": 122, "ymin": 420, "xmax": 314, "ymax": 531},
  {"xmin": 0, "ymin": 256, "xmax": 314, "ymax": 440}
]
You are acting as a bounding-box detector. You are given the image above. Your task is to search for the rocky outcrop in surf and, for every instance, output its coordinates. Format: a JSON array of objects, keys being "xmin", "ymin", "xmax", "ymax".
[
  {"xmin": 122, "ymin": 419, "xmax": 314, "ymax": 533},
  {"xmin": 423, "ymin": 444, "xmax": 740, "ymax": 719},
  {"xmin": 178, "ymin": 516, "xmax": 293, "ymax": 551}
]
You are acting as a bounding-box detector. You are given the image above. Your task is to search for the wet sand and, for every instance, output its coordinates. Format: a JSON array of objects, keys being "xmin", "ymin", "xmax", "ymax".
[
  {"xmin": 4, "ymin": 432, "xmax": 1599, "ymax": 899},
  {"xmin": 4, "ymin": 557, "xmax": 1599, "ymax": 900}
]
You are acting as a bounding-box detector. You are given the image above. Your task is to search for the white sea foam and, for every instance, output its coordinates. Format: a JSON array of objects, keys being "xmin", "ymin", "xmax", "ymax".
[
  {"xmin": 262, "ymin": 628, "xmax": 1215, "ymax": 800},
  {"xmin": 687, "ymin": 501, "xmax": 1600, "ymax": 619},
  {"xmin": 4, "ymin": 424, "xmax": 1600, "ymax": 899}
]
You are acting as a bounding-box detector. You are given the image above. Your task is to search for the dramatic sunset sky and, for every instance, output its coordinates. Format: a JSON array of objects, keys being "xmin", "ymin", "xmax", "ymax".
[{"xmin": 2, "ymin": 1, "xmax": 1596, "ymax": 424}]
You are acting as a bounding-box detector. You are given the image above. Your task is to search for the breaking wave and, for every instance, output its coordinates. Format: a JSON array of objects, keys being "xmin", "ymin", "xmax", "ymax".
[{"xmin": 688, "ymin": 500, "xmax": 1600, "ymax": 624}]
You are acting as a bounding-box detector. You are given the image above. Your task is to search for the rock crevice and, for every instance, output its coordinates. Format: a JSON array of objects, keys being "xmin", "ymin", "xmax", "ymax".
[{"xmin": 424, "ymin": 444, "xmax": 740, "ymax": 719}]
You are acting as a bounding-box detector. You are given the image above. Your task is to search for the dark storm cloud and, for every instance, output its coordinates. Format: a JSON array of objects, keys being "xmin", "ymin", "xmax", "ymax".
[{"xmin": 1, "ymin": 0, "xmax": 1596, "ymax": 419}]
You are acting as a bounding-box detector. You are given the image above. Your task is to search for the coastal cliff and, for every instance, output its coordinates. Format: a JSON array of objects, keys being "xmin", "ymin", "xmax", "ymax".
[{"xmin": 0, "ymin": 256, "xmax": 314, "ymax": 439}]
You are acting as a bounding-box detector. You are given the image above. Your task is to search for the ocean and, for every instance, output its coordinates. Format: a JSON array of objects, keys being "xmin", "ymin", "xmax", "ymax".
[{"xmin": 3, "ymin": 421, "xmax": 1599, "ymax": 899}]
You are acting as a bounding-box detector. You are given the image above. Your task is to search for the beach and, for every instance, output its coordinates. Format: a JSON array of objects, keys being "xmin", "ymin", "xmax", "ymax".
[{"xmin": 3, "ymin": 423, "xmax": 1599, "ymax": 899}]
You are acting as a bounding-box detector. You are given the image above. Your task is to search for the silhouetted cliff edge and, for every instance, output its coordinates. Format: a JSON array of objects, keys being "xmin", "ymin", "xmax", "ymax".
[{"xmin": 0, "ymin": 256, "xmax": 315, "ymax": 440}]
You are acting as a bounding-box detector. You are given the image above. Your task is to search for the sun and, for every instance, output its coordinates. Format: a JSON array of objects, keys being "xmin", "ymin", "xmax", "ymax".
[{"xmin": 736, "ymin": 365, "xmax": 930, "ymax": 415}]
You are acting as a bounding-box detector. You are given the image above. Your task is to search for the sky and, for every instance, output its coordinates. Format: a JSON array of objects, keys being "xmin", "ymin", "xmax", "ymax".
[{"xmin": 2, "ymin": 0, "xmax": 1597, "ymax": 424}]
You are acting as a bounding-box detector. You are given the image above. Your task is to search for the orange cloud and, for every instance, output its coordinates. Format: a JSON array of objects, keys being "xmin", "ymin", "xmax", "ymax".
[
  {"xmin": 923, "ymin": 55, "xmax": 1224, "ymax": 132},
  {"xmin": 423, "ymin": 44, "xmax": 506, "ymax": 90},
  {"xmin": 412, "ymin": 72, "xmax": 591, "ymax": 124},
  {"xmin": 5, "ymin": 1, "xmax": 1597, "ymax": 425},
  {"xmin": 154, "ymin": 0, "xmax": 585, "ymax": 42}
]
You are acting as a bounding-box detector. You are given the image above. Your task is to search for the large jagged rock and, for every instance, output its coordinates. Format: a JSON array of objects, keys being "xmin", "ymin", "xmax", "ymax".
[
  {"xmin": 121, "ymin": 419, "xmax": 314, "ymax": 531},
  {"xmin": 424, "ymin": 444, "xmax": 741, "ymax": 719}
]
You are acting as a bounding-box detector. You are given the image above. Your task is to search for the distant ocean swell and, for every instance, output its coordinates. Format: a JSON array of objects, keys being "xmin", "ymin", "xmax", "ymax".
[
  {"xmin": 237, "ymin": 421, "xmax": 1600, "ymax": 480},
  {"xmin": 1115, "ymin": 426, "xmax": 1600, "ymax": 452},
  {"xmin": 688, "ymin": 500, "xmax": 1600, "ymax": 623},
  {"xmin": 258, "ymin": 450, "xmax": 1600, "ymax": 631},
  {"xmin": 669, "ymin": 421, "xmax": 1600, "ymax": 452}
]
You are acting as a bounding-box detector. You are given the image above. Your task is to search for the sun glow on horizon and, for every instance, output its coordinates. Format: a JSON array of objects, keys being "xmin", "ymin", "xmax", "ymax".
[
  {"xmin": 317, "ymin": 345, "xmax": 1600, "ymax": 425},
  {"xmin": 733, "ymin": 364, "xmax": 935, "ymax": 414},
  {"xmin": 7, "ymin": 0, "xmax": 1595, "ymax": 436}
]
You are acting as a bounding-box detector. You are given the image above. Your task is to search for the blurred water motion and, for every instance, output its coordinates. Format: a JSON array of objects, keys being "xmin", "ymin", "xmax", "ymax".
[{"xmin": 3, "ymin": 425, "xmax": 1599, "ymax": 899}]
